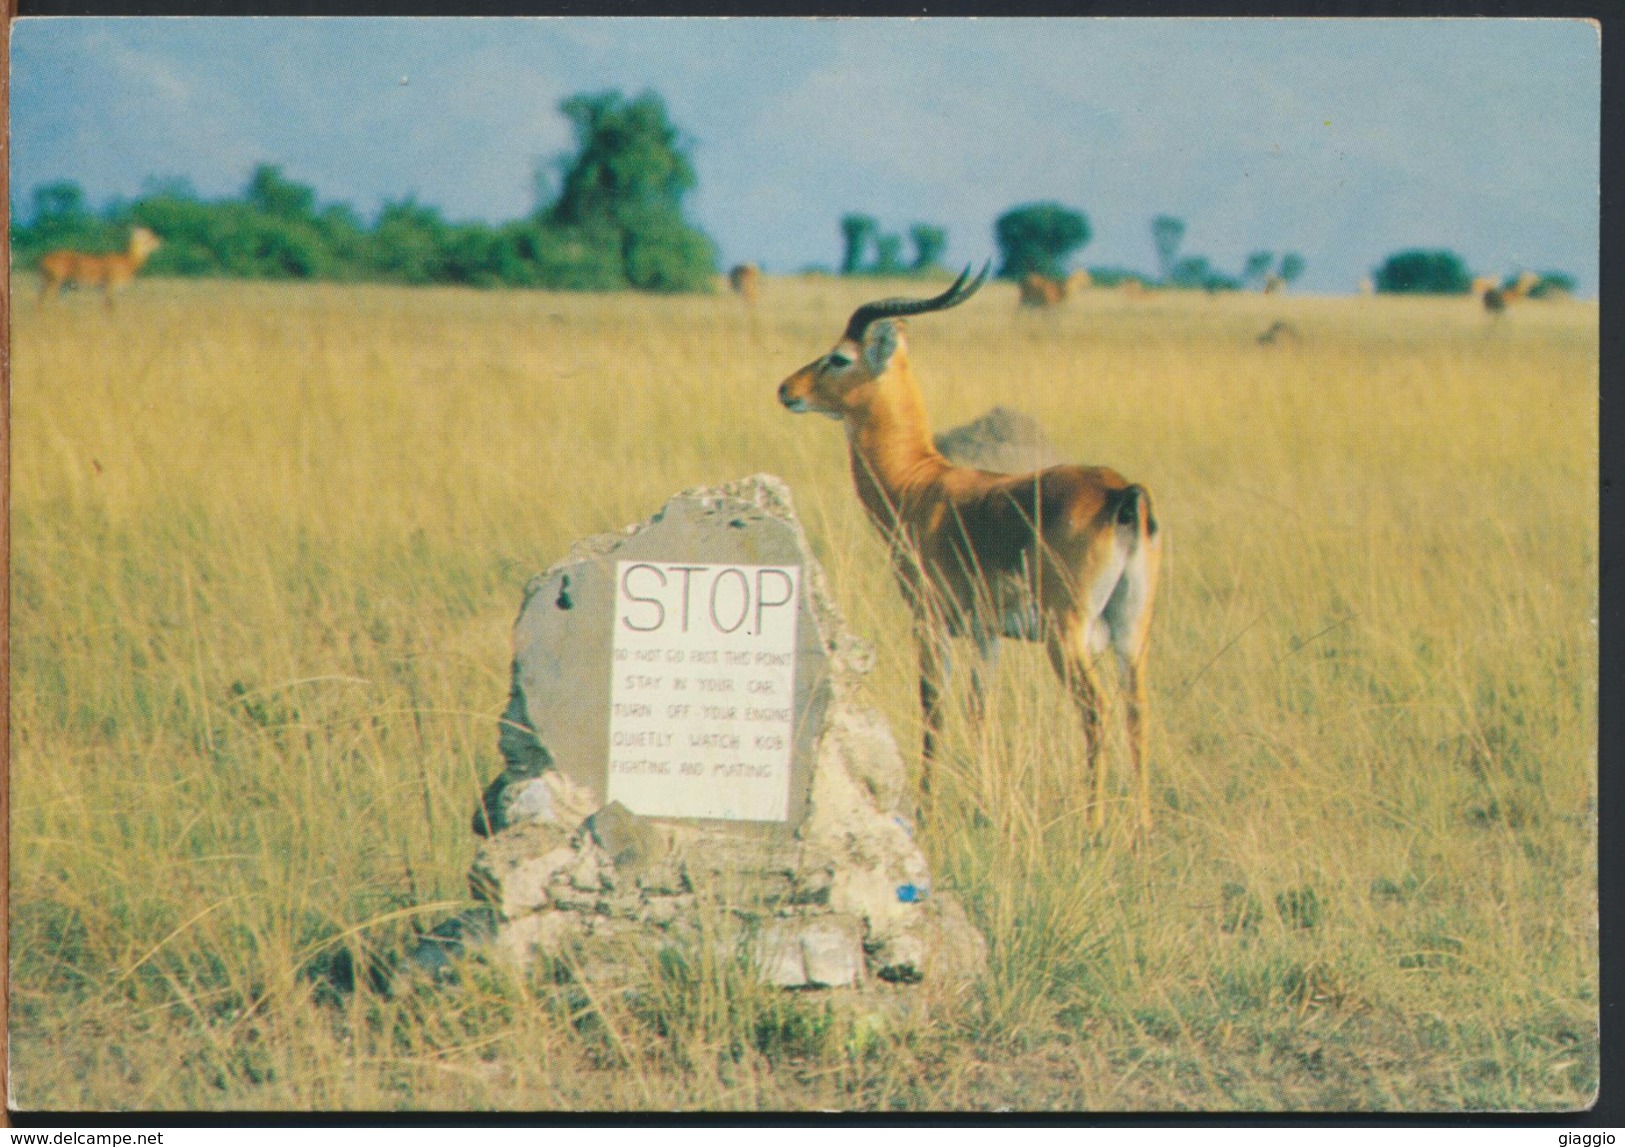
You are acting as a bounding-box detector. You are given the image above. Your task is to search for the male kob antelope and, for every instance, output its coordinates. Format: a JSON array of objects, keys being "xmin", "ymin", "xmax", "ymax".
[
  {"xmin": 1482, "ymin": 271, "xmax": 1539, "ymax": 317},
  {"xmin": 777, "ymin": 266, "xmax": 1161, "ymax": 832},
  {"xmin": 1018, "ymin": 269, "xmax": 1091, "ymax": 308},
  {"xmin": 38, "ymin": 226, "xmax": 163, "ymax": 310}
]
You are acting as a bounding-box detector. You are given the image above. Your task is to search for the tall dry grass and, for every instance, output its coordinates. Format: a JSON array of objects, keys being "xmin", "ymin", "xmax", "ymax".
[{"xmin": 9, "ymin": 275, "xmax": 1596, "ymax": 1110}]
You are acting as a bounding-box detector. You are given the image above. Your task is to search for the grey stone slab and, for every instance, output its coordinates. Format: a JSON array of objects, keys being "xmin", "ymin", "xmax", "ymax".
[
  {"xmin": 461, "ymin": 474, "xmax": 986, "ymax": 992},
  {"xmin": 503, "ymin": 476, "xmax": 835, "ymax": 836}
]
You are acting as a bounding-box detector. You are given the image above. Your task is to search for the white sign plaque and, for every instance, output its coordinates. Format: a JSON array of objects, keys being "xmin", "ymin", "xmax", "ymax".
[{"xmin": 608, "ymin": 560, "xmax": 801, "ymax": 821}]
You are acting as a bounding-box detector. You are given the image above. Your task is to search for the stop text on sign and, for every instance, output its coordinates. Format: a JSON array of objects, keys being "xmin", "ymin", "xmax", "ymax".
[
  {"xmin": 608, "ymin": 561, "xmax": 802, "ymax": 821},
  {"xmin": 618, "ymin": 562, "xmax": 796, "ymax": 638}
]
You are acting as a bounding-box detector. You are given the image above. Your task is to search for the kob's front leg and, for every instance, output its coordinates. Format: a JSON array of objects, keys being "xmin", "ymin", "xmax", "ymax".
[{"xmin": 915, "ymin": 618, "xmax": 952, "ymax": 814}]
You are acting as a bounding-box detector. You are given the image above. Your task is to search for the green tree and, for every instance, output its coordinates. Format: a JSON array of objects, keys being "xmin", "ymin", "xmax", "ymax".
[
  {"xmin": 245, "ymin": 165, "xmax": 317, "ymax": 222},
  {"xmin": 873, "ymin": 233, "xmax": 905, "ymax": 276},
  {"xmin": 546, "ymin": 89, "xmax": 716, "ymax": 292},
  {"xmin": 249, "ymin": 219, "xmax": 330, "ymax": 279},
  {"xmin": 1278, "ymin": 252, "xmax": 1306, "ymax": 285},
  {"xmin": 439, "ymin": 222, "xmax": 505, "ymax": 288},
  {"xmin": 621, "ymin": 211, "xmax": 718, "ymax": 292},
  {"xmin": 1242, "ymin": 250, "xmax": 1274, "ymax": 288},
  {"xmin": 1170, "ymin": 256, "xmax": 1214, "ymax": 290},
  {"xmin": 313, "ymin": 204, "xmax": 368, "ymax": 280},
  {"xmin": 33, "ymin": 180, "xmax": 88, "ymax": 224},
  {"xmin": 15, "ymin": 181, "xmax": 115, "ymax": 264},
  {"xmin": 994, "ymin": 202, "xmax": 1091, "ymax": 280},
  {"xmin": 366, "ymin": 200, "xmax": 449, "ymax": 284},
  {"xmin": 1151, "ymin": 215, "xmax": 1186, "ymax": 283},
  {"xmin": 1528, "ymin": 271, "xmax": 1577, "ymax": 299},
  {"xmin": 503, "ymin": 221, "xmax": 625, "ymax": 291},
  {"xmin": 909, "ymin": 224, "xmax": 948, "ymax": 273},
  {"xmin": 1374, "ymin": 250, "xmax": 1471, "ymax": 295},
  {"xmin": 551, "ymin": 91, "xmax": 693, "ymax": 227},
  {"xmin": 1165, "ymin": 256, "xmax": 1238, "ymax": 292},
  {"xmin": 840, "ymin": 214, "xmax": 878, "ymax": 275}
]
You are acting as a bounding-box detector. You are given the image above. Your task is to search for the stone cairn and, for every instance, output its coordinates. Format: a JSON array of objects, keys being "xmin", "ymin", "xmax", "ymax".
[
  {"xmin": 451, "ymin": 475, "xmax": 985, "ymax": 990},
  {"xmin": 932, "ymin": 405, "xmax": 1067, "ymax": 474}
]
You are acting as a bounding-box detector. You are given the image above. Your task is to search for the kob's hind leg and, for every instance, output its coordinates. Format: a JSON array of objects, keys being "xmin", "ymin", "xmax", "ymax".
[
  {"xmin": 1105, "ymin": 526, "xmax": 1160, "ymax": 837},
  {"xmin": 1046, "ymin": 617, "xmax": 1109, "ymax": 831},
  {"xmin": 1120, "ymin": 653, "xmax": 1151, "ymax": 834}
]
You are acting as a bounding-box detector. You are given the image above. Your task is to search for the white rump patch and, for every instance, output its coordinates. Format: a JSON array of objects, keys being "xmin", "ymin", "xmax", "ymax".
[{"xmin": 1103, "ymin": 543, "xmax": 1154, "ymax": 658}]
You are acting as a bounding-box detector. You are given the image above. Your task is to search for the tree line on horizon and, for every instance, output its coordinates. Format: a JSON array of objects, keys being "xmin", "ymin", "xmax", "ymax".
[
  {"xmin": 829, "ymin": 204, "xmax": 1305, "ymax": 292},
  {"xmin": 12, "ymin": 85, "xmax": 1577, "ymax": 299},
  {"xmin": 1369, "ymin": 249, "xmax": 1575, "ymax": 297},
  {"xmin": 11, "ymin": 90, "xmax": 719, "ymax": 294},
  {"xmin": 839, "ymin": 202, "xmax": 1575, "ymax": 298}
]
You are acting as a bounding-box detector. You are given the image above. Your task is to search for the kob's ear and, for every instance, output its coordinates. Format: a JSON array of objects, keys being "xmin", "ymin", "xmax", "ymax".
[{"xmin": 862, "ymin": 318, "xmax": 905, "ymax": 374}]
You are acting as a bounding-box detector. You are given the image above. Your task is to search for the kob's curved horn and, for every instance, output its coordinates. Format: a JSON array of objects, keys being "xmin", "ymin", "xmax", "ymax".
[{"xmin": 843, "ymin": 260, "xmax": 991, "ymax": 342}]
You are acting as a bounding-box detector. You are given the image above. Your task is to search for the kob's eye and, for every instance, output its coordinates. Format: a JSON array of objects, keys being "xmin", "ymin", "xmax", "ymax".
[{"xmin": 826, "ymin": 353, "xmax": 851, "ymax": 369}]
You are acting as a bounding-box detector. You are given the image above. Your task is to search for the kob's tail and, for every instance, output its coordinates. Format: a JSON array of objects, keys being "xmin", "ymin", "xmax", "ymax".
[{"xmin": 1112, "ymin": 484, "xmax": 1159, "ymax": 543}]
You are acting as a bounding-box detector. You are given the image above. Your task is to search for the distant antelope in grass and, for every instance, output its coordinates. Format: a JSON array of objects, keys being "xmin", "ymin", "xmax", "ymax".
[
  {"xmin": 729, "ymin": 263, "xmax": 762, "ymax": 305},
  {"xmin": 777, "ymin": 265, "xmax": 1161, "ymax": 833},
  {"xmin": 1256, "ymin": 320, "xmax": 1299, "ymax": 345},
  {"xmin": 38, "ymin": 226, "xmax": 162, "ymax": 310},
  {"xmin": 1483, "ymin": 271, "xmax": 1539, "ymax": 317},
  {"xmin": 1018, "ymin": 269, "xmax": 1091, "ymax": 308}
]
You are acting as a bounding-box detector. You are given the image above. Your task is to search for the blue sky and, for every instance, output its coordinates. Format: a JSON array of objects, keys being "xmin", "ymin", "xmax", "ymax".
[{"xmin": 9, "ymin": 17, "xmax": 1602, "ymax": 294}]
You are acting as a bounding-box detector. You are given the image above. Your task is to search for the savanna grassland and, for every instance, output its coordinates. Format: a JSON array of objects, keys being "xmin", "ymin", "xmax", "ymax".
[{"xmin": 8, "ymin": 274, "xmax": 1597, "ymax": 1111}]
